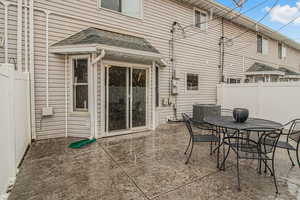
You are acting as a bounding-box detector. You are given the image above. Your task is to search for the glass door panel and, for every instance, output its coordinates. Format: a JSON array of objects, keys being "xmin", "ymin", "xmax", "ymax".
[
  {"xmin": 108, "ymin": 66, "xmax": 128, "ymax": 131},
  {"xmin": 132, "ymin": 69, "xmax": 146, "ymax": 128}
]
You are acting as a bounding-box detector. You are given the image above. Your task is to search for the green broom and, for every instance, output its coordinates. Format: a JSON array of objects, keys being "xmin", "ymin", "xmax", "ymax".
[{"xmin": 68, "ymin": 138, "xmax": 96, "ymax": 149}]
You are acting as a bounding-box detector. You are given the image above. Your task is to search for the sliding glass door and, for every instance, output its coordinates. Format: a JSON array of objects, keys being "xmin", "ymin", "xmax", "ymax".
[{"xmin": 106, "ymin": 65, "xmax": 147, "ymax": 133}]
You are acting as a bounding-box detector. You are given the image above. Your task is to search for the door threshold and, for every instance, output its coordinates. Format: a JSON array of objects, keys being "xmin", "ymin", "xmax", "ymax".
[{"xmin": 101, "ymin": 127, "xmax": 150, "ymax": 138}]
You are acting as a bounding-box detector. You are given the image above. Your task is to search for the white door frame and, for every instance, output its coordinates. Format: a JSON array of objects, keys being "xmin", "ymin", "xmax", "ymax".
[{"xmin": 102, "ymin": 60, "xmax": 151, "ymax": 137}]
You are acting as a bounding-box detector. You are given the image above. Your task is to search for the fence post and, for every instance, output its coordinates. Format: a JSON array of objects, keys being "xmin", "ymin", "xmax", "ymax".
[
  {"xmin": 7, "ymin": 64, "xmax": 17, "ymax": 187},
  {"xmin": 255, "ymin": 82, "xmax": 263, "ymax": 118}
]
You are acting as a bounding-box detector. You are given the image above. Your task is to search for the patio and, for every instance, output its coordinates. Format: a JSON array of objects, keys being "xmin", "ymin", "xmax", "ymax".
[{"xmin": 8, "ymin": 123, "xmax": 300, "ymax": 200}]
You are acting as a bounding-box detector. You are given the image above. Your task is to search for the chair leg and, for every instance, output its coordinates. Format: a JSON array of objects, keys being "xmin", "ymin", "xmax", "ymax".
[
  {"xmin": 185, "ymin": 142, "xmax": 194, "ymax": 164},
  {"xmin": 287, "ymin": 150, "xmax": 295, "ymax": 167},
  {"xmin": 264, "ymin": 160, "xmax": 267, "ymax": 174},
  {"xmin": 220, "ymin": 146, "xmax": 230, "ymax": 170},
  {"xmin": 184, "ymin": 137, "xmax": 191, "ymax": 155},
  {"xmin": 272, "ymin": 159, "xmax": 279, "ymax": 194},
  {"xmin": 262, "ymin": 160, "xmax": 274, "ymax": 176},
  {"xmin": 296, "ymin": 142, "xmax": 300, "ymax": 167},
  {"xmin": 210, "ymin": 141, "xmax": 213, "ymax": 155},
  {"xmin": 258, "ymin": 159, "xmax": 262, "ymax": 174},
  {"xmin": 236, "ymin": 154, "xmax": 241, "ymax": 191}
]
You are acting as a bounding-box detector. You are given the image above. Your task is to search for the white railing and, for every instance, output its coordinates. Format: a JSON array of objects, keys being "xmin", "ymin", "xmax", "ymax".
[
  {"xmin": 217, "ymin": 82, "xmax": 300, "ymax": 124},
  {"xmin": 0, "ymin": 64, "xmax": 31, "ymax": 200}
]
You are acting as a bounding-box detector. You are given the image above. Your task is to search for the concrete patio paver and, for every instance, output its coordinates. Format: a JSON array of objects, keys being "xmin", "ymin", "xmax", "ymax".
[{"xmin": 8, "ymin": 123, "xmax": 300, "ymax": 200}]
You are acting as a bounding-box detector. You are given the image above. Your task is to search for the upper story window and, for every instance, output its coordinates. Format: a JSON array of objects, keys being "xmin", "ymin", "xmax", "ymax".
[
  {"xmin": 194, "ymin": 8, "xmax": 208, "ymax": 30},
  {"xmin": 99, "ymin": 0, "xmax": 142, "ymax": 18},
  {"xmin": 186, "ymin": 73, "xmax": 199, "ymax": 91},
  {"xmin": 257, "ymin": 35, "xmax": 268, "ymax": 55},
  {"xmin": 278, "ymin": 43, "xmax": 286, "ymax": 59},
  {"xmin": 73, "ymin": 58, "xmax": 89, "ymax": 112}
]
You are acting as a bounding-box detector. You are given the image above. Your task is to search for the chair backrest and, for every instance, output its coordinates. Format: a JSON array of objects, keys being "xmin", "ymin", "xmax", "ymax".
[
  {"xmin": 288, "ymin": 119, "xmax": 300, "ymax": 142},
  {"xmin": 258, "ymin": 129, "xmax": 282, "ymax": 155},
  {"xmin": 182, "ymin": 113, "xmax": 194, "ymax": 138},
  {"xmin": 225, "ymin": 127, "xmax": 282, "ymax": 156}
]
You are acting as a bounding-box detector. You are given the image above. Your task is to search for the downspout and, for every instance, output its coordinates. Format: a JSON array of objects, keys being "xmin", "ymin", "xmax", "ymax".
[
  {"xmin": 24, "ymin": 0, "xmax": 29, "ymax": 72},
  {"xmin": 170, "ymin": 22, "xmax": 178, "ymax": 120},
  {"xmin": 45, "ymin": 11, "xmax": 50, "ymax": 108},
  {"xmin": 2, "ymin": 1, "xmax": 10, "ymax": 63},
  {"xmin": 221, "ymin": 18, "xmax": 225, "ymax": 83},
  {"xmin": 17, "ymin": 0, "xmax": 22, "ymax": 71},
  {"xmin": 29, "ymin": 0, "xmax": 36, "ymax": 140},
  {"xmin": 91, "ymin": 49, "xmax": 105, "ymax": 138},
  {"xmin": 65, "ymin": 55, "xmax": 68, "ymax": 138}
]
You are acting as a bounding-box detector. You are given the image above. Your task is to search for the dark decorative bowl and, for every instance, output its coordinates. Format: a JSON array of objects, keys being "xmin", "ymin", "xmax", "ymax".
[{"xmin": 233, "ymin": 108, "xmax": 249, "ymax": 123}]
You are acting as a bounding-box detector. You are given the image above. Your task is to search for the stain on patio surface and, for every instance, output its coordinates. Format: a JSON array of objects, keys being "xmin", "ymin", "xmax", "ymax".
[{"xmin": 8, "ymin": 124, "xmax": 300, "ymax": 200}]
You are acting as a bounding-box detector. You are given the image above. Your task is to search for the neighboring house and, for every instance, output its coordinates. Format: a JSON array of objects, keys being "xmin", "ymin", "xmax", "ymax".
[
  {"xmin": 245, "ymin": 63, "xmax": 300, "ymax": 83},
  {"xmin": 1, "ymin": 0, "xmax": 300, "ymax": 140}
]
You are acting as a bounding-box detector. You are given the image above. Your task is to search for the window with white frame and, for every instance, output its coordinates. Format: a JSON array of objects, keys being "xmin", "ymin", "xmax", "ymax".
[
  {"xmin": 257, "ymin": 35, "xmax": 268, "ymax": 55},
  {"xmin": 186, "ymin": 73, "xmax": 199, "ymax": 91},
  {"xmin": 99, "ymin": 0, "xmax": 142, "ymax": 18},
  {"xmin": 226, "ymin": 78, "xmax": 241, "ymax": 84},
  {"xmin": 278, "ymin": 43, "xmax": 286, "ymax": 59},
  {"xmin": 194, "ymin": 8, "xmax": 208, "ymax": 30},
  {"xmin": 73, "ymin": 58, "xmax": 89, "ymax": 112}
]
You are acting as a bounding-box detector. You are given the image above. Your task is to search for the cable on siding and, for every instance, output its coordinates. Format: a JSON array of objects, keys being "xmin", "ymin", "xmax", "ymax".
[
  {"xmin": 229, "ymin": 0, "xmax": 279, "ymax": 41},
  {"xmin": 176, "ymin": 0, "xmax": 269, "ymax": 42}
]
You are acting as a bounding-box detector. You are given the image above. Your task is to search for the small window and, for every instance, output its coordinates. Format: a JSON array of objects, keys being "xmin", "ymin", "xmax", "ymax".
[
  {"xmin": 194, "ymin": 8, "xmax": 207, "ymax": 30},
  {"xmin": 278, "ymin": 43, "xmax": 286, "ymax": 59},
  {"xmin": 99, "ymin": 0, "xmax": 142, "ymax": 18},
  {"xmin": 257, "ymin": 35, "xmax": 262, "ymax": 53},
  {"xmin": 257, "ymin": 35, "xmax": 268, "ymax": 55},
  {"xmin": 73, "ymin": 58, "xmax": 89, "ymax": 112},
  {"xmin": 227, "ymin": 78, "xmax": 241, "ymax": 84},
  {"xmin": 187, "ymin": 73, "xmax": 199, "ymax": 91}
]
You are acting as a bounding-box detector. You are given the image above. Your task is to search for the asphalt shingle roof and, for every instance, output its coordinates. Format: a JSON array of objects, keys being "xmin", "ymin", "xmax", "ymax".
[
  {"xmin": 52, "ymin": 27, "xmax": 160, "ymax": 54},
  {"xmin": 247, "ymin": 62, "xmax": 278, "ymax": 72},
  {"xmin": 278, "ymin": 67, "xmax": 300, "ymax": 76}
]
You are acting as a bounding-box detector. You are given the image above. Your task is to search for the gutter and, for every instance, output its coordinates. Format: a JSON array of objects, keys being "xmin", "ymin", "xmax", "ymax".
[{"xmin": 90, "ymin": 49, "xmax": 105, "ymax": 139}]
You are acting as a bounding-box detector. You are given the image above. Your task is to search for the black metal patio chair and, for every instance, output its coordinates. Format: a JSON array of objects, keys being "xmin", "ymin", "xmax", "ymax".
[
  {"xmin": 267, "ymin": 119, "xmax": 300, "ymax": 167},
  {"xmin": 182, "ymin": 113, "xmax": 219, "ymax": 164},
  {"xmin": 221, "ymin": 127, "xmax": 282, "ymax": 193}
]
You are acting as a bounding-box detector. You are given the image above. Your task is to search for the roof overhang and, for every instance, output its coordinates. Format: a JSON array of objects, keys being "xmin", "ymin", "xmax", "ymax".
[
  {"xmin": 280, "ymin": 75, "xmax": 300, "ymax": 79},
  {"xmin": 50, "ymin": 44, "xmax": 167, "ymax": 66},
  {"xmin": 244, "ymin": 71, "xmax": 285, "ymax": 76}
]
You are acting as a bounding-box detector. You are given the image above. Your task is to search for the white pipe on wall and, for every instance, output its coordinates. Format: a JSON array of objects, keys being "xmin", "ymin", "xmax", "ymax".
[
  {"xmin": 2, "ymin": 1, "xmax": 10, "ymax": 64},
  {"xmin": 24, "ymin": 0, "xmax": 29, "ymax": 72},
  {"xmin": 17, "ymin": 0, "xmax": 23, "ymax": 71},
  {"xmin": 45, "ymin": 11, "xmax": 50, "ymax": 107},
  {"xmin": 65, "ymin": 55, "xmax": 68, "ymax": 138},
  {"xmin": 29, "ymin": 0, "xmax": 36, "ymax": 140}
]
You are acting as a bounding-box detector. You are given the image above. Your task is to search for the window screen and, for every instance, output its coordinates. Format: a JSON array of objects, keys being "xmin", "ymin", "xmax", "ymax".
[
  {"xmin": 101, "ymin": 0, "xmax": 121, "ymax": 12},
  {"xmin": 73, "ymin": 58, "xmax": 88, "ymax": 112},
  {"xmin": 187, "ymin": 74, "xmax": 199, "ymax": 91}
]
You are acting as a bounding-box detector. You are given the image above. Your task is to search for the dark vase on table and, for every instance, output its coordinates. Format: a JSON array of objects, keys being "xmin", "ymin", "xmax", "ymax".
[{"xmin": 233, "ymin": 108, "xmax": 249, "ymax": 123}]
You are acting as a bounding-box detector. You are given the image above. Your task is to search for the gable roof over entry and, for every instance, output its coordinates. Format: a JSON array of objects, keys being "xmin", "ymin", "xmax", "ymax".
[
  {"xmin": 52, "ymin": 27, "xmax": 159, "ymax": 54},
  {"xmin": 245, "ymin": 62, "xmax": 285, "ymax": 76},
  {"xmin": 50, "ymin": 27, "xmax": 166, "ymax": 66}
]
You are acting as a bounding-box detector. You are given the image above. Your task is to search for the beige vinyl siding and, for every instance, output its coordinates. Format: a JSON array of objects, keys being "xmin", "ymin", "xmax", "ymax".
[
  {"xmin": 1, "ymin": 0, "xmax": 300, "ymax": 139},
  {"xmin": 31, "ymin": 0, "xmax": 300, "ymax": 138}
]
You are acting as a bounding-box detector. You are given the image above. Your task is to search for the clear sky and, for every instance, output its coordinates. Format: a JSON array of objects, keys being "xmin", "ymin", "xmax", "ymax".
[{"xmin": 214, "ymin": 0, "xmax": 300, "ymax": 42}]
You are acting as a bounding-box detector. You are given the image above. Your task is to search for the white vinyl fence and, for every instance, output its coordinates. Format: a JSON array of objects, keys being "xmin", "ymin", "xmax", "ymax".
[
  {"xmin": 217, "ymin": 82, "xmax": 300, "ymax": 124},
  {"xmin": 0, "ymin": 64, "xmax": 31, "ymax": 199}
]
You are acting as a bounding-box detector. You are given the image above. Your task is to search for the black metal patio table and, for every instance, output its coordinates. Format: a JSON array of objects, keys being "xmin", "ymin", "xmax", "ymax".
[{"xmin": 203, "ymin": 116, "xmax": 283, "ymax": 168}]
